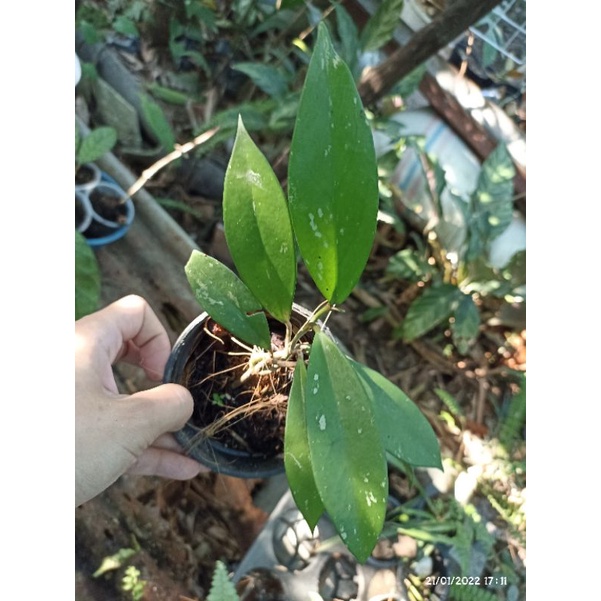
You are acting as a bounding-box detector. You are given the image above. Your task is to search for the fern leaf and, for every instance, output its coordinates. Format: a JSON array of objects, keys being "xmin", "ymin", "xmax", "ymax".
[
  {"xmin": 499, "ymin": 375, "xmax": 526, "ymax": 448},
  {"xmin": 207, "ymin": 561, "xmax": 240, "ymax": 601}
]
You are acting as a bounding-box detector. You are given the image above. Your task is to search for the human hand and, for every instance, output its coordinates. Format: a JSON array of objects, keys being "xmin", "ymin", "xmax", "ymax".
[{"xmin": 75, "ymin": 295, "xmax": 205, "ymax": 506}]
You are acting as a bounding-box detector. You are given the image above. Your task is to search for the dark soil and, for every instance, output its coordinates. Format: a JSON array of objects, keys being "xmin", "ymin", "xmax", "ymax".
[
  {"xmin": 76, "ymin": 164, "xmax": 97, "ymax": 186},
  {"xmin": 76, "ymin": 193, "xmax": 89, "ymax": 229},
  {"xmin": 90, "ymin": 185, "xmax": 129, "ymax": 224},
  {"xmin": 182, "ymin": 313, "xmax": 313, "ymax": 458}
]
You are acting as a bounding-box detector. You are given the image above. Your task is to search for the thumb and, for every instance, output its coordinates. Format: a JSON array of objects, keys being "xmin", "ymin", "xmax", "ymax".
[{"xmin": 125, "ymin": 383, "xmax": 194, "ymax": 446}]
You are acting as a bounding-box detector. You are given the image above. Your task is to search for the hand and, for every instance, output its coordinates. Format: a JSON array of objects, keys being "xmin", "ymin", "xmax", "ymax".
[{"xmin": 75, "ymin": 295, "xmax": 205, "ymax": 506}]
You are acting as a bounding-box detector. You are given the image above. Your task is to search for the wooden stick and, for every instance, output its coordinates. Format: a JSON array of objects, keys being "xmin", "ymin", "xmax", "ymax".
[{"xmin": 122, "ymin": 126, "xmax": 220, "ymax": 202}]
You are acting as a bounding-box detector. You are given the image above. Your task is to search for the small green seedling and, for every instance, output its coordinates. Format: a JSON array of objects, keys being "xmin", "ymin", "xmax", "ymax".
[
  {"xmin": 75, "ymin": 123, "xmax": 117, "ymax": 173},
  {"xmin": 183, "ymin": 22, "xmax": 441, "ymax": 562}
]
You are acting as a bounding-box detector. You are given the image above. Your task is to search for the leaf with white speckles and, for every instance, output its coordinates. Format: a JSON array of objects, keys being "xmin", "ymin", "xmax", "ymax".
[
  {"xmin": 305, "ymin": 331, "xmax": 387, "ymax": 562},
  {"xmin": 185, "ymin": 250, "xmax": 271, "ymax": 349},
  {"xmin": 223, "ymin": 117, "xmax": 296, "ymax": 323},
  {"xmin": 288, "ymin": 22, "xmax": 378, "ymax": 305},
  {"xmin": 284, "ymin": 360, "xmax": 324, "ymax": 529}
]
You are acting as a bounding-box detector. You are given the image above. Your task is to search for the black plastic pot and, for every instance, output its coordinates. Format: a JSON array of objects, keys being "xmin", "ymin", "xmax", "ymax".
[{"xmin": 164, "ymin": 303, "xmax": 331, "ymax": 479}]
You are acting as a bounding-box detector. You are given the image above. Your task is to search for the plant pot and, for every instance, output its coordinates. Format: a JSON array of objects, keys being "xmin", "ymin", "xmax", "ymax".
[
  {"xmin": 75, "ymin": 167, "xmax": 135, "ymax": 247},
  {"xmin": 164, "ymin": 303, "xmax": 332, "ymax": 479},
  {"xmin": 75, "ymin": 190, "xmax": 93, "ymax": 233},
  {"xmin": 75, "ymin": 162, "xmax": 101, "ymax": 189},
  {"xmin": 317, "ymin": 552, "xmax": 363, "ymax": 601},
  {"xmin": 271, "ymin": 508, "xmax": 320, "ymax": 571}
]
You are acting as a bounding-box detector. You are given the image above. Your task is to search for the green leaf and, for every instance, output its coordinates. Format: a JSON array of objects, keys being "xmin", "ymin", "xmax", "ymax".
[
  {"xmin": 451, "ymin": 293, "xmax": 480, "ymax": 354},
  {"xmin": 353, "ymin": 362, "xmax": 442, "ymax": 469},
  {"xmin": 288, "ymin": 22, "xmax": 378, "ymax": 305},
  {"xmin": 76, "ymin": 126, "xmax": 117, "ymax": 166},
  {"xmin": 335, "ymin": 5, "xmax": 360, "ymax": 79},
  {"xmin": 184, "ymin": 250, "xmax": 271, "ymax": 349},
  {"xmin": 207, "ymin": 560, "xmax": 240, "ymax": 601},
  {"xmin": 148, "ymin": 83, "xmax": 190, "ymax": 106},
  {"xmin": 473, "ymin": 143, "xmax": 515, "ymax": 241},
  {"xmin": 502, "ymin": 249, "xmax": 526, "ymax": 293},
  {"xmin": 391, "ymin": 63, "xmax": 427, "ymax": 98},
  {"xmin": 185, "ymin": 1, "xmax": 218, "ymax": 32},
  {"xmin": 400, "ymin": 283, "xmax": 462, "ymax": 341},
  {"xmin": 75, "ymin": 231, "xmax": 101, "ymax": 319},
  {"xmin": 284, "ymin": 360, "xmax": 324, "ymax": 529},
  {"xmin": 481, "ymin": 23, "xmax": 503, "ymax": 69},
  {"xmin": 359, "ymin": 0, "xmax": 405, "ymax": 52},
  {"xmin": 223, "ymin": 117, "xmax": 296, "ymax": 323},
  {"xmin": 386, "ymin": 248, "xmax": 434, "ymax": 281},
  {"xmin": 113, "ymin": 15, "xmax": 139, "ymax": 37},
  {"xmin": 277, "ymin": 0, "xmax": 304, "ymax": 8},
  {"xmin": 305, "ymin": 332, "xmax": 387, "ymax": 562},
  {"xmin": 499, "ymin": 373, "xmax": 526, "ymax": 448},
  {"xmin": 232, "ymin": 62, "xmax": 289, "ymax": 99},
  {"xmin": 140, "ymin": 94, "xmax": 176, "ymax": 152}
]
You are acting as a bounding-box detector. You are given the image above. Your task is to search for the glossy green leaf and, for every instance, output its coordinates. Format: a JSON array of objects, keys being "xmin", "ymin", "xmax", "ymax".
[
  {"xmin": 223, "ymin": 118, "xmax": 296, "ymax": 323},
  {"xmin": 399, "ymin": 283, "xmax": 462, "ymax": 342},
  {"xmin": 451, "ymin": 293, "xmax": 480, "ymax": 354},
  {"xmin": 284, "ymin": 360, "xmax": 324, "ymax": 529},
  {"xmin": 185, "ymin": 250, "xmax": 271, "ymax": 349},
  {"xmin": 353, "ymin": 361, "xmax": 442, "ymax": 469},
  {"xmin": 305, "ymin": 332, "xmax": 387, "ymax": 562},
  {"xmin": 75, "ymin": 231, "xmax": 101, "ymax": 319},
  {"xmin": 288, "ymin": 22, "xmax": 378, "ymax": 305}
]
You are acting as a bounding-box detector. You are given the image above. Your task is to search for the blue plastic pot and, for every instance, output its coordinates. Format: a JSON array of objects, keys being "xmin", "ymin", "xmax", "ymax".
[{"xmin": 75, "ymin": 164, "xmax": 135, "ymax": 248}]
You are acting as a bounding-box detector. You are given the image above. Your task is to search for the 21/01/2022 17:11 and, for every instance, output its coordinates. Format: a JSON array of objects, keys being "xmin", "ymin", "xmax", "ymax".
[{"xmin": 424, "ymin": 575, "xmax": 508, "ymax": 586}]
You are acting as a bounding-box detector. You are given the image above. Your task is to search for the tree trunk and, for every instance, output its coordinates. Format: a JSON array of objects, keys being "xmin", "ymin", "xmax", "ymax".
[{"xmin": 358, "ymin": 0, "xmax": 505, "ymax": 105}]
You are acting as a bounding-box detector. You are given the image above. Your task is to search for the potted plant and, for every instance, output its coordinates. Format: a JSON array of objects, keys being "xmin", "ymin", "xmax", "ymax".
[
  {"xmin": 164, "ymin": 23, "xmax": 442, "ymax": 563},
  {"xmin": 75, "ymin": 123, "xmax": 135, "ymax": 247}
]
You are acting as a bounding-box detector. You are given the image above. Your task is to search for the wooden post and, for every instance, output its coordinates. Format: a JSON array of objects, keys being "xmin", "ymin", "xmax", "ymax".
[{"xmin": 358, "ymin": 0, "xmax": 505, "ymax": 105}]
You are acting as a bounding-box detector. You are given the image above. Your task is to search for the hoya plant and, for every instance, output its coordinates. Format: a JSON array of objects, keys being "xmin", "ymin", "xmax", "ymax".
[{"xmin": 182, "ymin": 23, "xmax": 441, "ymax": 562}]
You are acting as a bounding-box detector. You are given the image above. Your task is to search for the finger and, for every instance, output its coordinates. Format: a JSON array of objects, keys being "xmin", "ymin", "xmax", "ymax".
[
  {"xmin": 125, "ymin": 384, "xmax": 195, "ymax": 444},
  {"xmin": 80, "ymin": 295, "xmax": 172, "ymax": 380},
  {"xmin": 150, "ymin": 433, "xmax": 190, "ymax": 452},
  {"xmin": 127, "ymin": 447, "xmax": 206, "ymax": 479}
]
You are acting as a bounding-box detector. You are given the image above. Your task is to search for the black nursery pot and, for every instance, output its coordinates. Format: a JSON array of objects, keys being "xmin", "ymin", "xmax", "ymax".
[{"xmin": 164, "ymin": 303, "xmax": 325, "ymax": 479}]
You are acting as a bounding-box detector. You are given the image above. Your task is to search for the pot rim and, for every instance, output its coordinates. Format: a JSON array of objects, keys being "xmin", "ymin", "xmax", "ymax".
[
  {"xmin": 78, "ymin": 178, "xmax": 136, "ymax": 247},
  {"xmin": 75, "ymin": 162, "xmax": 102, "ymax": 191},
  {"xmin": 75, "ymin": 190, "xmax": 93, "ymax": 233}
]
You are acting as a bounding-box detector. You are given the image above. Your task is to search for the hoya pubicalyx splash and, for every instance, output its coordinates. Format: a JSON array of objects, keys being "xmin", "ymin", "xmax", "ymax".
[{"xmin": 184, "ymin": 22, "xmax": 442, "ymax": 562}]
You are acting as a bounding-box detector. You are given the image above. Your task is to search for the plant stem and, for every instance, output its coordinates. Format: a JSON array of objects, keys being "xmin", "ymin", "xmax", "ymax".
[{"xmin": 287, "ymin": 300, "xmax": 333, "ymax": 352}]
